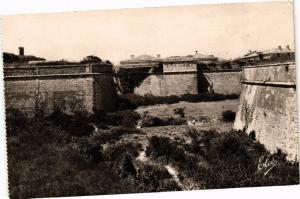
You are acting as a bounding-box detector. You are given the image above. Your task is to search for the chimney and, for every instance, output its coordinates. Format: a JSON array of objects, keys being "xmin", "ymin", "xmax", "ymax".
[
  {"xmin": 131, "ymin": 55, "xmax": 135, "ymax": 59},
  {"xmin": 157, "ymin": 54, "xmax": 161, "ymax": 58},
  {"xmin": 195, "ymin": 50, "xmax": 198, "ymax": 54},
  {"xmin": 18, "ymin": 47, "xmax": 24, "ymax": 56},
  {"xmin": 278, "ymin": 45, "xmax": 282, "ymax": 50},
  {"xmin": 286, "ymin": 45, "xmax": 290, "ymax": 50}
]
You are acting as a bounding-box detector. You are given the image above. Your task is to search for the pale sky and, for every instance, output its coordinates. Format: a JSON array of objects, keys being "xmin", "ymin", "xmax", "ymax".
[{"xmin": 2, "ymin": 1, "xmax": 295, "ymax": 64}]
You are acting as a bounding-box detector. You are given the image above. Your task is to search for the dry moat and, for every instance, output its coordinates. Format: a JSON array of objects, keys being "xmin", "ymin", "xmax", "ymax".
[{"xmin": 6, "ymin": 97, "xmax": 299, "ymax": 198}]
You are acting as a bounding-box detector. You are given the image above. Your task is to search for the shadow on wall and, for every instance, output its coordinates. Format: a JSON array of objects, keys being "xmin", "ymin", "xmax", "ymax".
[
  {"xmin": 197, "ymin": 69, "xmax": 210, "ymax": 93},
  {"xmin": 116, "ymin": 67, "xmax": 158, "ymax": 94}
]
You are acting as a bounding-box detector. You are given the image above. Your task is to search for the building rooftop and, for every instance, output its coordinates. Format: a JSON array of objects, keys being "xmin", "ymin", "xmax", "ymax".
[
  {"xmin": 239, "ymin": 45, "xmax": 294, "ymax": 60},
  {"xmin": 121, "ymin": 54, "xmax": 162, "ymax": 63},
  {"xmin": 163, "ymin": 51, "xmax": 218, "ymax": 62}
]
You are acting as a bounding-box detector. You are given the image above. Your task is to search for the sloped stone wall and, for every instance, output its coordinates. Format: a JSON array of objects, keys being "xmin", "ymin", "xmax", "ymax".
[
  {"xmin": 134, "ymin": 74, "xmax": 165, "ymax": 96},
  {"xmin": 131, "ymin": 70, "xmax": 241, "ymax": 96},
  {"xmin": 203, "ymin": 71, "xmax": 241, "ymax": 95},
  {"xmin": 93, "ymin": 74, "xmax": 117, "ymax": 112},
  {"xmin": 234, "ymin": 62, "xmax": 298, "ymax": 160}
]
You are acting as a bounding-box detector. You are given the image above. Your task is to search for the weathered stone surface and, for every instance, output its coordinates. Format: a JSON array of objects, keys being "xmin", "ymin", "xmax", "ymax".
[
  {"xmin": 132, "ymin": 71, "xmax": 241, "ymax": 96},
  {"xmin": 203, "ymin": 71, "xmax": 241, "ymax": 95},
  {"xmin": 134, "ymin": 75, "xmax": 165, "ymax": 96},
  {"xmin": 4, "ymin": 64, "xmax": 116, "ymax": 115},
  {"xmin": 234, "ymin": 62, "xmax": 298, "ymax": 160},
  {"xmin": 163, "ymin": 73, "xmax": 198, "ymax": 95}
]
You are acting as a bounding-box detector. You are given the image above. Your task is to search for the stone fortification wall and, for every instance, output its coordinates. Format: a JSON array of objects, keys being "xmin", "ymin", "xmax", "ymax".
[
  {"xmin": 130, "ymin": 69, "xmax": 241, "ymax": 97},
  {"xmin": 4, "ymin": 63, "xmax": 116, "ymax": 115},
  {"xmin": 202, "ymin": 70, "xmax": 242, "ymax": 95},
  {"xmin": 133, "ymin": 75, "xmax": 165, "ymax": 96},
  {"xmin": 163, "ymin": 73, "xmax": 198, "ymax": 95},
  {"xmin": 234, "ymin": 62, "xmax": 298, "ymax": 160},
  {"xmin": 163, "ymin": 62, "xmax": 197, "ymax": 73}
]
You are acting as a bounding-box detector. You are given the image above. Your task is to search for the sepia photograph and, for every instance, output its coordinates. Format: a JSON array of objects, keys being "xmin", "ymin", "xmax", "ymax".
[{"xmin": 1, "ymin": 1, "xmax": 299, "ymax": 198}]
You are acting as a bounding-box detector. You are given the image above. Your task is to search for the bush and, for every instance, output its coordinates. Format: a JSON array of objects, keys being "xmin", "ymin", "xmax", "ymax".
[
  {"xmin": 48, "ymin": 110, "xmax": 94, "ymax": 137},
  {"xmin": 104, "ymin": 142, "xmax": 142, "ymax": 161},
  {"xmin": 146, "ymin": 136, "xmax": 186, "ymax": 163},
  {"xmin": 173, "ymin": 108, "xmax": 185, "ymax": 118},
  {"xmin": 90, "ymin": 127, "xmax": 142, "ymax": 146},
  {"xmin": 6, "ymin": 108, "xmax": 28, "ymax": 136},
  {"xmin": 116, "ymin": 95, "xmax": 138, "ymax": 110},
  {"xmin": 184, "ymin": 130, "xmax": 299, "ymax": 188},
  {"xmin": 222, "ymin": 110, "xmax": 236, "ymax": 122},
  {"xmin": 117, "ymin": 93, "xmax": 239, "ymax": 109},
  {"xmin": 105, "ymin": 110, "xmax": 141, "ymax": 128},
  {"xmin": 135, "ymin": 164, "xmax": 180, "ymax": 192},
  {"xmin": 140, "ymin": 112, "xmax": 186, "ymax": 127}
]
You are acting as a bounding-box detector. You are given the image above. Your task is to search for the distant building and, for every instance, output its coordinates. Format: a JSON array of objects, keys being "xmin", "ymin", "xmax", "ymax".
[
  {"xmin": 233, "ymin": 45, "xmax": 295, "ymax": 67},
  {"xmin": 116, "ymin": 51, "xmax": 241, "ymax": 96},
  {"xmin": 119, "ymin": 54, "xmax": 163, "ymax": 69},
  {"xmin": 163, "ymin": 51, "xmax": 219, "ymax": 71}
]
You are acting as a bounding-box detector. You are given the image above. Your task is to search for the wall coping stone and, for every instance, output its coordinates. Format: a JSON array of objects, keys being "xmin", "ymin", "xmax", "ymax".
[
  {"xmin": 243, "ymin": 62, "xmax": 295, "ymax": 69},
  {"xmin": 4, "ymin": 73, "xmax": 113, "ymax": 81}
]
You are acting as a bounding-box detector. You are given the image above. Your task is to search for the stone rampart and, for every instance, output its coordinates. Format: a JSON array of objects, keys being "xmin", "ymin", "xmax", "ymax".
[
  {"xmin": 130, "ymin": 69, "xmax": 241, "ymax": 96},
  {"xmin": 234, "ymin": 62, "xmax": 298, "ymax": 160},
  {"xmin": 4, "ymin": 63, "xmax": 116, "ymax": 115},
  {"xmin": 202, "ymin": 70, "xmax": 242, "ymax": 95}
]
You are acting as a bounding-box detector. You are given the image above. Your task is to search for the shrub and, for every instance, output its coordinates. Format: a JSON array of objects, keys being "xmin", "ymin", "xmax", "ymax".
[
  {"xmin": 114, "ymin": 153, "xmax": 137, "ymax": 178},
  {"xmin": 90, "ymin": 109, "xmax": 107, "ymax": 123},
  {"xmin": 173, "ymin": 108, "xmax": 185, "ymax": 118},
  {"xmin": 146, "ymin": 136, "xmax": 186, "ymax": 163},
  {"xmin": 90, "ymin": 127, "xmax": 142, "ymax": 146},
  {"xmin": 222, "ymin": 110, "xmax": 236, "ymax": 122},
  {"xmin": 140, "ymin": 112, "xmax": 186, "ymax": 127},
  {"xmin": 105, "ymin": 110, "xmax": 141, "ymax": 128},
  {"xmin": 104, "ymin": 142, "xmax": 142, "ymax": 161},
  {"xmin": 117, "ymin": 93, "xmax": 239, "ymax": 109},
  {"xmin": 6, "ymin": 108, "xmax": 28, "ymax": 136},
  {"xmin": 116, "ymin": 95, "xmax": 138, "ymax": 110},
  {"xmin": 249, "ymin": 131, "xmax": 256, "ymax": 140},
  {"xmin": 48, "ymin": 110, "xmax": 94, "ymax": 137},
  {"xmin": 184, "ymin": 130, "xmax": 299, "ymax": 188},
  {"xmin": 135, "ymin": 164, "xmax": 180, "ymax": 192}
]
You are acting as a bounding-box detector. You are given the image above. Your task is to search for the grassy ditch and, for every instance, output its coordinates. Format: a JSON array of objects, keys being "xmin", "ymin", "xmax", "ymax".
[{"xmin": 6, "ymin": 108, "xmax": 299, "ymax": 198}]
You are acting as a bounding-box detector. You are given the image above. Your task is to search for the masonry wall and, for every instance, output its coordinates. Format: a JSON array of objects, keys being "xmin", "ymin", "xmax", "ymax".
[
  {"xmin": 134, "ymin": 74, "xmax": 165, "ymax": 96},
  {"xmin": 234, "ymin": 62, "xmax": 298, "ymax": 160},
  {"xmin": 163, "ymin": 73, "xmax": 198, "ymax": 95},
  {"xmin": 132, "ymin": 70, "xmax": 241, "ymax": 96},
  {"xmin": 93, "ymin": 74, "xmax": 117, "ymax": 112},
  {"xmin": 4, "ymin": 64, "xmax": 116, "ymax": 115},
  {"xmin": 132, "ymin": 73, "xmax": 198, "ymax": 96},
  {"xmin": 5, "ymin": 77, "xmax": 94, "ymax": 114},
  {"xmin": 203, "ymin": 71, "xmax": 241, "ymax": 95}
]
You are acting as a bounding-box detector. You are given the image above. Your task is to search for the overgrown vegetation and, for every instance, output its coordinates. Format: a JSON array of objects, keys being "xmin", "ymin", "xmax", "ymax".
[
  {"xmin": 138, "ymin": 111, "xmax": 186, "ymax": 128},
  {"xmin": 6, "ymin": 107, "xmax": 299, "ymax": 198},
  {"xmin": 173, "ymin": 108, "xmax": 185, "ymax": 118},
  {"xmin": 6, "ymin": 109, "xmax": 144, "ymax": 199},
  {"xmin": 222, "ymin": 110, "xmax": 236, "ymax": 122},
  {"xmin": 117, "ymin": 93, "xmax": 239, "ymax": 109},
  {"xmin": 146, "ymin": 130, "xmax": 299, "ymax": 189}
]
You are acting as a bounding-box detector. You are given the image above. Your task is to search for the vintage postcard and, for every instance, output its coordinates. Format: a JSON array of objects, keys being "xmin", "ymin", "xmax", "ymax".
[{"xmin": 1, "ymin": 1, "xmax": 298, "ymax": 198}]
